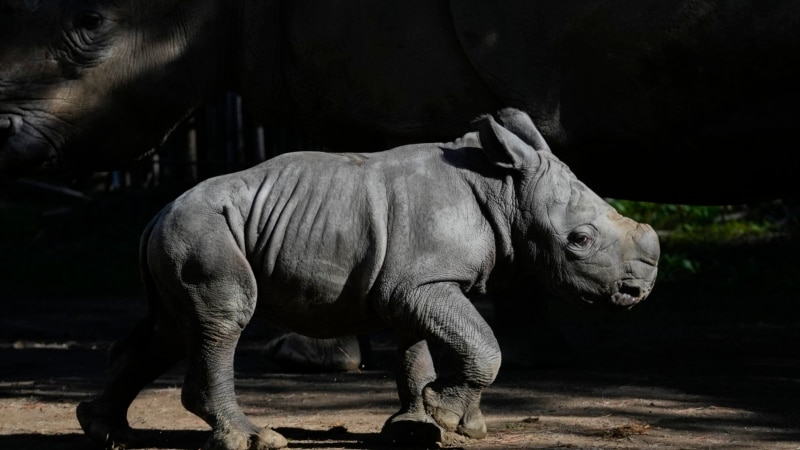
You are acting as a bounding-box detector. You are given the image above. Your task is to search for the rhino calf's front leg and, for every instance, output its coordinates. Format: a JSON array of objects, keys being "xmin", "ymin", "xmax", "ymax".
[
  {"xmin": 382, "ymin": 283, "xmax": 501, "ymax": 442},
  {"xmin": 381, "ymin": 339, "xmax": 441, "ymax": 444}
]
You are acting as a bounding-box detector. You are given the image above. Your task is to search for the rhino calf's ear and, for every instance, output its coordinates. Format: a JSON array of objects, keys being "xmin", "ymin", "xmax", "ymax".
[
  {"xmin": 495, "ymin": 108, "xmax": 552, "ymax": 154},
  {"xmin": 472, "ymin": 113, "xmax": 537, "ymax": 171}
]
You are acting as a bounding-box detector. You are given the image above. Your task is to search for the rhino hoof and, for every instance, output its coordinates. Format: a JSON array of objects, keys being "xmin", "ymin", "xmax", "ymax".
[
  {"xmin": 76, "ymin": 400, "xmax": 132, "ymax": 449},
  {"xmin": 456, "ymin": 410, "xmax": 488, "ymax": 439},
  {"xmin": 423, "ymin": 386, "xmax": 487, "ymax": 439},
  {"xmin": 381, "ymin": 412, "xmax": 443, "ymax": 446},
  {"xmin": 204, "ymin": 426, "xmax": 288, "ymax": 450}
]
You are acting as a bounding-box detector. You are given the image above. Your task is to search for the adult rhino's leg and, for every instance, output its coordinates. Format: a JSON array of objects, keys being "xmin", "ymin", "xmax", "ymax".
[
  {"xmin": 384, "ymin": 283, "xmax": 501, "ymax": 440},
  {"xmin": 381, "ymin": 339, "xmax": 441, "ymax": 444},
  {"xmin": 172, "ymin": 228, "xmax": 287, "ymax": 450},
  {"xmin": 76, "ymin": 308, "xmax": 185, "ymax": 448}
]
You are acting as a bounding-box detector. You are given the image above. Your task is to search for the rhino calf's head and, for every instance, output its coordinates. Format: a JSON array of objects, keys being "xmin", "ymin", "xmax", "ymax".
[{"xmin": 475, "ymin": 109, "xmax": 660, "ymax": 309}]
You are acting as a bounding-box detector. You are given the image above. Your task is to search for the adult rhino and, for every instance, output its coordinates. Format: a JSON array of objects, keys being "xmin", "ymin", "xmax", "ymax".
[
  {"xmin": 1, "ymin": 0, "xmax": 798, "ymax": 204},
  {"xmin": 77, "ymin": 109, "xmax": 659, "ymax": 450}
]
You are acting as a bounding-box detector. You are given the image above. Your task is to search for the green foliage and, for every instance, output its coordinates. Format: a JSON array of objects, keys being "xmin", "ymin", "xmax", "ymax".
[
  {"xmin": 606, "ymin": 199, "xmax": 796, "ymax": 284},
  {"xmin": 606, "ymin": 199, "xmax": 787, "ymax": 240},
  {"xmin": 608, "ymin": 200, "xmax": 721, "ymax": 229}
]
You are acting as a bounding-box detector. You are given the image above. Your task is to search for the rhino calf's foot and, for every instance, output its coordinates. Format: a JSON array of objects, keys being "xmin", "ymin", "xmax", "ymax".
[
  {"xmin": 204, "ymin": 426, "xmax": 287, "ymax": 450},
  {"xmin": 422, "ymin": 385, "xmax": 487, "ymax": 439},
  {"xmin": 381, "ymin": 411, "xmax": 444, "ymax": 445},
  {"xmin": 76, "ymin": 400, "xmax": 133, "ymax": 449}
]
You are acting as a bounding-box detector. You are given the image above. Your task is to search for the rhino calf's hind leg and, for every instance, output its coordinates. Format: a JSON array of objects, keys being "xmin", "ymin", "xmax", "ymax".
[
  {"xmin": 76, "ymin": 312, "xmax": 185, "ymax": 448},
  {"xmin": 165, "ymin": 228, "xmax": 287, "ymax": 450},
  {"xmin": 181, "ymin": 321, "xmax": 286, "ymax": 450}
]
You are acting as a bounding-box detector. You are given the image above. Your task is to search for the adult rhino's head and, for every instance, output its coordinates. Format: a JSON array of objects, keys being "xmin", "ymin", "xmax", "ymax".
[
  {"xmin": 474, "ymin": 108, "xmax": 660, "ymax": 309},
  {"xmin": 0, "ymin": 0, "xmax": 226, "ymax": 176}
]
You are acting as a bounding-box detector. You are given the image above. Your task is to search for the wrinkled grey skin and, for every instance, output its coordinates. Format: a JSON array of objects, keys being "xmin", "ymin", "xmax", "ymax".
[
  {"xmin": 76, "ymin": 109, "xmax": 659, "ymax": 450},
  {"xmin": 1, "ymin": 0, "xmax": 799, "ymax": 203}
]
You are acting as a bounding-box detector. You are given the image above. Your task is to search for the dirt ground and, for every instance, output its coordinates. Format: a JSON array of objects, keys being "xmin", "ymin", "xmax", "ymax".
[{"xmin": 1, "ymin": 287, "xmax": 798, "ymax": 450}]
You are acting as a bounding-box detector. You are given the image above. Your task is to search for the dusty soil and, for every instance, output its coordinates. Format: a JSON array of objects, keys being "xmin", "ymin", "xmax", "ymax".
[{"xmin": 1, "ymin": 289, "xmax": 798, "ymax": 450}]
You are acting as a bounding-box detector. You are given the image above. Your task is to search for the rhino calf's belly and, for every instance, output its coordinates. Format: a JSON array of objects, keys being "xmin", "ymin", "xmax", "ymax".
[
  {"xmin": 249, "ymin": 243, "xmax": 384, "ymax": 338},
  {"xmin": 255, "ymin": 291, "xmax": 383, "ymax": 338}
]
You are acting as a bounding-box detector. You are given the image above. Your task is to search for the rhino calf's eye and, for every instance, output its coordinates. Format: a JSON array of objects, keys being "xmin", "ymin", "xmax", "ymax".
[{"xmin": 568, "ymin": 232, "xmax": 591, "ymax": 247}]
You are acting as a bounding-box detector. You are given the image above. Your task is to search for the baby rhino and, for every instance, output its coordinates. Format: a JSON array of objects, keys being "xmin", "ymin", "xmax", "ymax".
[{"xmin": 78, "ymin": 108, "xmax": 659, "ymax": 450}]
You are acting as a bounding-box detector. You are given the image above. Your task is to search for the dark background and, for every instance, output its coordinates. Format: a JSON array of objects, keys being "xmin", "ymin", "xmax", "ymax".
[{"xmin": 0, "ymin": 94, "xmax": 798, "ymax": 448}]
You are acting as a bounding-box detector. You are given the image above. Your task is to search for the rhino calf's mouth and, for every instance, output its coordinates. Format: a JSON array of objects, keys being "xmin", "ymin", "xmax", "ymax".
[{"xmin": 610, "ymin": 280, "xmax": 648, "ymax": 308}]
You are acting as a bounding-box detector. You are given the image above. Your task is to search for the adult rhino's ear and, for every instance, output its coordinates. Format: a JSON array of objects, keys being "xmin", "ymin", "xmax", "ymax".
[
  {"xmin": 495, "ymin": 108, "xmax": 552, "ymax": 154},
  {"xmin": 472, "ymin": 112, "xmax": 539, "ymax": 172}
]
